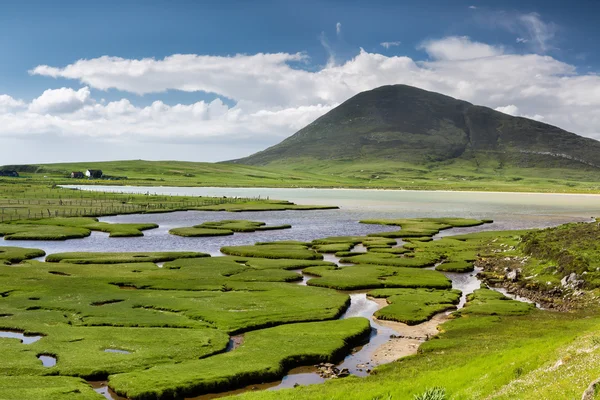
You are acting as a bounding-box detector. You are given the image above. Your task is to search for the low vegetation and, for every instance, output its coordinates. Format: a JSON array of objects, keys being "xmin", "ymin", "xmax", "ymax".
[
  {"xmin": 369, "ymin": 288, "xmax": 461, "ymax": 325},
  {"xmin": 108, "ymin": 318, "xmax": 371, "ymax": 399},
  {"xmin": 169, "ymin": 220, "xmax": 291, "ymax": 237},
  {"xmin": 304, "ymin": 265, "xmax": 452, "ymax": 290},
  {"xmin": 221, "ymin": 243, "xmax": 323, "ymax": 260},
  {"xmin": 45, "ymin": 251, "xmax": 208, "ymax": 264},
  {"xmin": 0, "ymin": 246, "xmax": 45, "ymax": 263}
]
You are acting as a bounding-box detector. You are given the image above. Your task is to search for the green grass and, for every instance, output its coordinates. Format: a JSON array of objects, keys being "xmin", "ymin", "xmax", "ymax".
[
  {"xmin": 45, "ymin": 252, "xmax": 208, "ymax": 264},
  {"xmin": 304, "ymin": 265, "xmax": 452, "ymax": 290},
  {"xmin": 0, "ymin": 325, "xmax": 229, "ymax": 379},
  {"xmin": 0, "ymin": 376, "xmax": 102, "ymax": 399},
  {"xmin": 339, "ymin": 253, "xmax": 440, "ymax": 268},
  {"xmin": 368, "ymin": 288, "xmax": 461, "ymax": 325},
  {"xmin": 221, "ymin": 244, "xmax": 323, "ymax": 260},
  {"xmin": 0, "ymin": 224, "xmax": 91, "ymax": 240},
  {"xmin": 456, "ymin": 289, "xmax": 535, "ymax": 317},
  {"xmin": 0, "ymin": 246, "xmax": 45, "ymax": 263},
  {"xmin": 238, "ymin": 258, "xmax": 336, "ymax": 270},
  {"xmin": 361, "ymin": 218, "xmax": 489, "ymax": 239},
  {"xmin": 1, "ymin": 257, "xmax": 351, "ymax": 333},
  {"xmin": 108, "ymin": 318, "xmax": 371, "ymax": 399},
  {"xmin": 169, "ymin": 220, "xmax": 291, "ymax": 237},
  {"xmin": 169, "ymin": 227, "xmax": 234, "ymax": 237},
  {"xmin": 0, "ymin": 180, "xmax": 334, "ymax": 225},
  {"xmin": 434, "ymin": 261, "xmax": 474, "ymax": 273},
  {"xmin": 7, "ymin": 155, "xmax": 600, "ymax": 194},
  {"xmin": 12, "ymin": 217, "xmax": 158, "ymax": 238},
  {"xmin": 235, "ymin": 301, "xmax": 600, "ymax": 400}
]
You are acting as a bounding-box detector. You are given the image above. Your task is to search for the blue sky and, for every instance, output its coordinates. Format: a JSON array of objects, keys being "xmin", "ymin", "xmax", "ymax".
[{"xmin": 2, "ymin": 0, "xmax": 600, "ymax": 163}]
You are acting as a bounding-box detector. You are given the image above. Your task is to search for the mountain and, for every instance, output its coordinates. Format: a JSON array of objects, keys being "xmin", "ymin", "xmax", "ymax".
[{"xmin": 232, "ymin": 85, "xmax": 600, "ymax": 171}]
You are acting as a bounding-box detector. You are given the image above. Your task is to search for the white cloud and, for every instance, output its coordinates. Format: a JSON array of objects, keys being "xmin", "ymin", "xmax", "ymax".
[
  {"xmin": 29, "ymin": 87, "xmax": 94, "ymax": 114},
  {"xmin": 336, "ymin": 22, "xmax": 342, "ymax": 35},
  {"xmin": 469, "ymin": 5, "xmax": 477, "ymax": 9},
  {"xmin": 6, "ymin": 35, "xmax": 600, "ymax": 162},
  {"xmin": 0, "ymin": 95, "xmax": 25, "ymax": 113},
  {"xmin": 30, "ymin": 53, "xmax": 308, "ymax": 106},
  {"xmin": 380, "ymin": 41, "xmax": 401, "ymax": 49},
  {"xmin": 495, "ymin": 105, "xmax": 519, "ymax": 116},
  {"xmin": 419, "ymin": 36, "xmax": 504, "ymax": 61},
  {"xmin": 516, "ymin": 37, "xmax": 528, "ymax": 43}
]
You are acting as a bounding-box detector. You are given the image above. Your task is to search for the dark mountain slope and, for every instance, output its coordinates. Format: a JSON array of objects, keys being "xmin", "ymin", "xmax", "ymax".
[{"xmin": 232, "ymin": 85, "xmax": 600, "ymax": 169}]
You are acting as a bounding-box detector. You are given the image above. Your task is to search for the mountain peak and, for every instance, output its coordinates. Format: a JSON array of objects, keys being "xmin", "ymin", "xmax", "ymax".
[{"xmin": 232, "ymin": 84, "xmax": 600, "ymax": 170}]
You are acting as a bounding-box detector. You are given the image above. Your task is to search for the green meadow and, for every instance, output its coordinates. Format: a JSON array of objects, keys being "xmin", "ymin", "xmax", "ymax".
[
  {"xmin": 2, "ymin": 215, "xmax": 600, "ymax": 399},
  {"xmin": 5, "ymin": 158, "xmax": 600, "ymax": 193}
]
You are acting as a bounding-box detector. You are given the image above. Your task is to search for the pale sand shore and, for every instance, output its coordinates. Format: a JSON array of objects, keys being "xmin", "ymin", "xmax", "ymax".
[{"xmin": 369, "ymin": 296, "xmax": 450, "ymax": 364}]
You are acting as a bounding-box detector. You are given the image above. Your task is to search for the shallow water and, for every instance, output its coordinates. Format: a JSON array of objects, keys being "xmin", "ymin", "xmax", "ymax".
[
  {"xmin": 14, "ymin": 186, "xmax": 594, "ymax": 257},
  {"xmin": 0, "ymin": 330, "xmax": 43, "ymax": 344},
  {"xmin": 442, "ymin": 268, "xmax": 483, "ymax": 308},
  {"xmin": 38, "ymin": 355, "xmax": 56, "ymax": 367},
  {"xmin": 104, "ymin": 348, "xmax": 131, "ymax": 354},
  {"xmin": 90, "ymin": 381, "xmax": 124, "ymax": 400}
]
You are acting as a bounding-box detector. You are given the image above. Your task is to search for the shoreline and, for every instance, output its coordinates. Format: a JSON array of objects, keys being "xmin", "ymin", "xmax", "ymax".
[{"xmin": 64, "ymin": 184, "xmax": 600, "ymax": 198}]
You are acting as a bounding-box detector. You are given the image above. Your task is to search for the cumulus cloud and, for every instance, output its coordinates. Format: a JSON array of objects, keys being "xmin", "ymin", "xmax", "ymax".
[
  {"xmin": 0, "ymin": 95, "xmax": 25, "ymax": 113},
  {"xmin": 30, "ymin": 53, "xmax": 309, "ymax": 106},
  {"xmin": 380, "ymin": 41, "xmax": 401, "ymax": 49},
  {"xmin": 6, "ymin": 35, "xmax": 600, "ymax": 160},
  {"xmin": 419, "ymin": 36, "xmax": 504, "ymax": 60},
  {"xmin": 29, "ymin": 87, "xmax": 94, "ymax": 114}
]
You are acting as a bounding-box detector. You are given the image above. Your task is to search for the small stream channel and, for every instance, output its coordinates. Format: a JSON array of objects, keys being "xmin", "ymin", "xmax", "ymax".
[
  {"xmin": 194, "ymin": 235, "xmax": 529, "ymax": 399},
  {"xmin": 0, "ymin": 226, "xmax": 535, "ymax": 399}
]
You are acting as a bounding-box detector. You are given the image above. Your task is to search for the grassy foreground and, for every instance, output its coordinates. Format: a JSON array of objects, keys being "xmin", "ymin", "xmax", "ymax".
[{"xmin": 5, "ymin": 217, "xmax": 600, "ymax": 399}]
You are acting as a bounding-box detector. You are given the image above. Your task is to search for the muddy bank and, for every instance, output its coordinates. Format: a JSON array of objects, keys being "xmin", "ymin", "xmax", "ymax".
[{"xmin": 371, "ymin": 313, "xmax": 449, "ymax": 364}]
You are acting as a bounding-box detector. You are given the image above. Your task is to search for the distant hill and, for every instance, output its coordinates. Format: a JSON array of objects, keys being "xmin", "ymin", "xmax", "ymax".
[{"xmin": 232, "ymin": 85, "xmax": 600, "ymax": 171}]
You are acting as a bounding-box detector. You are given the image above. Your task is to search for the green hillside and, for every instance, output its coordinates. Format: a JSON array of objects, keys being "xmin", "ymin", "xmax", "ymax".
[
  {"xmin": 5, "ymin": 85, "xmax": 600, "ymax": 192},
  {"xmin": 227, "ymin": 85, "xmax": 600, "ymax": 191}
]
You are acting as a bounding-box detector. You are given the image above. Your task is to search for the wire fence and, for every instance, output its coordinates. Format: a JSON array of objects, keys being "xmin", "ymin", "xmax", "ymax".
[{"xmin": 0, "ymin": 188, "xmax": 265, "ymax": 223}]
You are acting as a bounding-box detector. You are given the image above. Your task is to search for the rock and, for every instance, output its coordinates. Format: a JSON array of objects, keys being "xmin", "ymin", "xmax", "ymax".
[
  {"xmin": 505, "ymin": 268, "xmax": 520, "ymax": 282},
  {"xmin": 561, "ymin": 272, "xmax": 584, "ymax": 290}
]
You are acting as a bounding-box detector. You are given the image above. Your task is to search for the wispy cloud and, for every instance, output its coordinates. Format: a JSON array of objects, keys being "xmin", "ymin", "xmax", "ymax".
[
  {"xmin": 320, "ymin": 32, "xmax": 336, "ymax": 67},
  {"xmin": 517, "ymin": 12, "xmax": 557, "ymax": 53},
  {"xmin": 469, "ymin": 5, "xmax": 477, "ymax": 9},
  {"xmin": 336, "ymin": 22, "xmax": 342, "ymax": 36},
  {"xmin": 475, "ymin": 11, "xmax": 557, "ymax": 54},
  {"xmin": 380, "ymin": 41, "xmax": 401, "ymax": 49}
]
